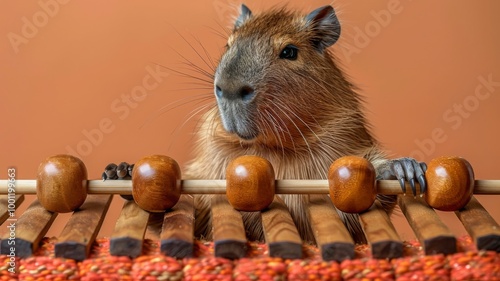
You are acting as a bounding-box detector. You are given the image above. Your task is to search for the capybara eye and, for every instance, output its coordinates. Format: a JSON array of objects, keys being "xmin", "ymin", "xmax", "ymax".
[{"xmin": 279, "ymin": 44, "xmax": 298, "ymax": 60}]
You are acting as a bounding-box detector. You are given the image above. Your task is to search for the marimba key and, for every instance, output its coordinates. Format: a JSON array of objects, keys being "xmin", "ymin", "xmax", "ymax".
[
  {"xmin": 146, "ymin": 213, "xmax": 168, "ymax": 245},
  {"xmin": 306, "ymin": 194, "xmax": 355, "ymax": 262},
  {"xmin": 110, "ymin": 200, "xmax": 150, "ymax": 258},
  {"xmin": 0, "ymin": 194, "xmax": 24, "ymax": 224},
  {"xmin": 262, "ymin": 196, "xmax": 303, "ymax": 259},
  {"xmin": 0, "ymin": 200, "xmax": 57, "ymax": 258},
  {"xmin": 55, "ymin": 194, "xmax": 113, "ymax": 261},
  {"xmin": 160, "ymin": 195, "xmax": 195, "ymax": 258},
  {"xmin": 359, "ymin": 200, "xmax": 403, "ymax": 259},
  {"xmin": 212, "ymin": 195, "xmax": 247, "ymax": 259},
  {"xmin": 455, "ymin": 196, "xmax": 500, "ymax": 252},
  {"xmin": 399, "ymin": 195, "xmax": 457, "ymax": 255}
]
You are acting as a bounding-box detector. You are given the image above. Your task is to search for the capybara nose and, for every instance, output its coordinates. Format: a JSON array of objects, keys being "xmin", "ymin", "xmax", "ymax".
[{"xmin": 215, "ymin": 83, "xmax": 255, "ymax": 102}]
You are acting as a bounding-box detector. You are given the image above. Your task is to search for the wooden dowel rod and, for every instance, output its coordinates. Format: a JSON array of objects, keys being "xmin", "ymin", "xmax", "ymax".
[
  {"xmin": 0, "ymin": 179, "xmax": 499, "ymax": 195},
  {"xmin": 470, "ymin": 180, "xmax": 500, "ymax": 194}
]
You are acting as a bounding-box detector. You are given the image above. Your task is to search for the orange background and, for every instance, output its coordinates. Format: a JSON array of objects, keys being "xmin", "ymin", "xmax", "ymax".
[{"xmin": 1, "ymin": 1, "xmax": 499, "ymax": 241}]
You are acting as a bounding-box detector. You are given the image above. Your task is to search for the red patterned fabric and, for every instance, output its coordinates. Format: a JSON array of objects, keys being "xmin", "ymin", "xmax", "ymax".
[{"xmin": 1, "ymin": 236, "xmax": 499, "ymax": 281}]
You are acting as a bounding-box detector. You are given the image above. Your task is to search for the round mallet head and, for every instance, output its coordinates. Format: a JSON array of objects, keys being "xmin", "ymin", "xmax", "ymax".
[
  {"xmin": 226, "ymin": 155, "xmax": 275, "ymax": 212},
  {"xmin": 132, "ymin": 155, "xmax": 181, "ymax": 212},
  {"xmin": 328, "ymin": 156, "xmax": 376, "ymax": 213},
  {"xmin": 37, "ymin": 154, "xmax": 88, "ymax": 213},
  {"xmin": 424, "ymin": 156, "xmax": 474, "ymax": 211}
]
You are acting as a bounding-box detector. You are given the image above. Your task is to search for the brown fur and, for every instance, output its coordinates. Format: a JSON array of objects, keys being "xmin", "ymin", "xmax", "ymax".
[{"xmin": 184, "ymin": 6, "xmax": 392, "ymax": 243}]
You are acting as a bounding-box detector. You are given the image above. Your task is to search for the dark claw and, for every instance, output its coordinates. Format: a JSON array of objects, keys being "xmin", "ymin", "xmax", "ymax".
[
  {"xmin": 389, "ymin": 160, "xmax": 406, "ymax": 193},
  {"xmin": 409, "ymin": 178, "xmax": 416, "ymax": 196},
  {"xmin": 417, "ymin": 174, "xmax": 426, "ymax": 194},
  {"xmin": 103, "ymin": 163, "xmax": 118, "ymax": 181},
  {"xmin": 128, "ymin": 164, "xmax": 134, "ymax": 177},
  {"xmin": 117, "ymin": 162, "xmax": 134, "ymax": 200},
  {"xmin": 412, "ymin": 160, "xmax": 426, "ymax": 195},
  {"xmin": 420, "ymin": 162, "xmax": 427, "ymax": 172},
  {"xmin": 117, "ymin": 162, "xmax": 130, "ymax": 179},
  {"xmin": 401, "ymin": 159, "xmax": 416, "ymax": 196},
  {"xmin": 398, "ymin": 178, "xmax": 406, "ymax": 193},
  {"xmin": 102, "ymin": 162, "xmax": 133, "ymax": 200},
  {"xmin": 380, "ymin": 157, "xmax": 428, "ymax": 196}
]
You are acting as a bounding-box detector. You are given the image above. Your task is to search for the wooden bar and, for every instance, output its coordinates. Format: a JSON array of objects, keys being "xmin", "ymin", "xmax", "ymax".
[
  {"xmin": 398, "ymin": 195, "xmax": 456, "ymax": 255},
  {"xmin": 455, "ymin": 196, "xmax": 500, "ymax": 252},
  {"xmin": 110, "ymin": 200, "xmax": 151, "ymax": 257},
  {"xmin": 261, "ymin": 196, "xmax": 302, "ymax": 259},
  {"xmin": 144, "ymin": 213, "xmax": 164, "ymax": 241},
  {"xmin": 0, "ymin": 200, "xmax": 57, "ymax": 258},
  {"xmin": 359, "ymin": 200, "xmax": 403, "ymax": 259},
  {"xmin": 161, "ymin": 195, "xmax": 195, "ymax": 258},
  {"xmin": 211, "ymin": 195, "xmax": 247, "ymax": 259},
  {"xmin": 55, "ymin": 195, "xmax": 113, "ymax": 261},
  {"xmin": 0, "ymin": 194, "xmax": 24, "ymax": 224},
  {"xmin": 306, "ymin": 194, "xmax": 354, "ymax": 261}
]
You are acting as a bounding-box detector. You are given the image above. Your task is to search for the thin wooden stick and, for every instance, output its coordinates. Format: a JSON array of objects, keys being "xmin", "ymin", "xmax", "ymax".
[{"xmin": 1, "ymin": 179, "xmax": 499, "ymax": 195}]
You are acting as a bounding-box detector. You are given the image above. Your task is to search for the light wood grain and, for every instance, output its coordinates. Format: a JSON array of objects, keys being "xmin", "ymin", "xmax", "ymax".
[
  {"xmin": 455, "ymin": 196, "xmax": 500, "ymax": 252},
  {"xmin": 110, "ymin": 199, "xmax": 150, "ymax": 257},
  {"xmin": 0, "ymin": 195, "xmax": 24, "ymax": 224},
  {"xmin": 55, "ymin": 194, "xmax": 113, "ymax": 261},
  {"xmin": 2, "ymin": 179, "xmax": 498, "ymax": 195},
  {"xmin": 359, "ymin": 200, "xmax": 402, "ymax": 259},
  {"xmin": 161, "ymin": 195, "xmax": 195, "ymax": 258},
  {"xmin": 144, "ymin": 212, "xmax": 164, "ymax": 241},
  {"xmin": 0, "ymin": 200, "xmax": 57, "ymax": 258},
  {"xmin": 307, "ymin": 194, "xmax": 354, "ymax": 261},
  {"xmin": 261, "ymin": 196, "xmax": 302, "ymax": 259},
  {"xmin": 211, "ymin": 195, "xmax": 247, "ymax": 259},
  {"xmin": 398, "ymin": 195, "xmax": 456, "ymax": 255}
]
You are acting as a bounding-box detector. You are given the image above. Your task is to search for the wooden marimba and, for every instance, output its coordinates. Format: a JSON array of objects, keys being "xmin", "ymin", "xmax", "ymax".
[{"xmin": 0, "ymin": 154, "xmax": 499, "ymax": 280}]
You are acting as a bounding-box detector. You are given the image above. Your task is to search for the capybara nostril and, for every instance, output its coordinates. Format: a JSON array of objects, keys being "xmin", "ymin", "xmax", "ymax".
[
  {"xmin": 238, "ymin": 85, "xmax": 255, "ymax": 102},
  {"xmin": 215, "ymin": 83, "xmax": 255, "ymax": 102}
]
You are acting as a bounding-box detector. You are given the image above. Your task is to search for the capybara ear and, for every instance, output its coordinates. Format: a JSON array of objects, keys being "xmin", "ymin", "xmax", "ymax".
[
  {"xmin": 305, "ymin": 5, "xmax": 341, "ymax": 51},
  {"xmin": 235, "ymin": 4, "xmax": 252, "ymax": 29}
]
